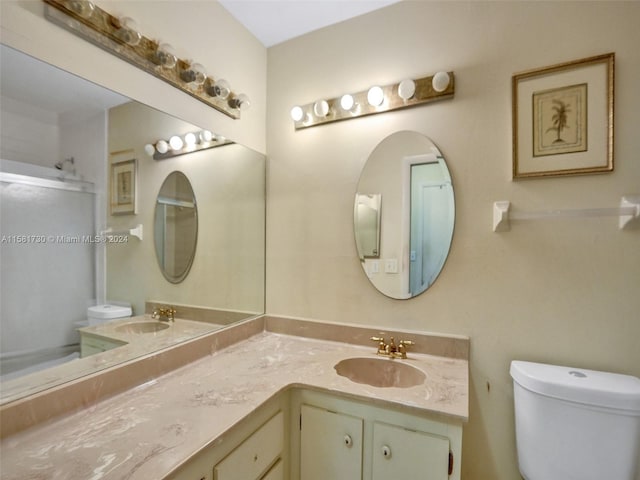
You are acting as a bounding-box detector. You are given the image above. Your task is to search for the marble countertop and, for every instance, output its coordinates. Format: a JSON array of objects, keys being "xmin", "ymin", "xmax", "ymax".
[
  {"xmin": 0, "ymin": 316, "xmax": 223, "ymax": 404},
  {"xmin": 0, "ymin": 331, "xmax": 468, "ymax": 479}
]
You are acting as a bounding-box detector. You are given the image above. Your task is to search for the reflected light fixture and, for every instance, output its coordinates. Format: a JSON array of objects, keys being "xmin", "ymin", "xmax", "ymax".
[
  {"xmin": 290, "ymin": 71, "xmax": 455, "ymax": 130},
  {"xmin": 44, "ymin": 0, "xmax": 250, "ymax": 119},
  {"xmin": 145, "ymin": 130, "xmax": 234, "ymax": 160}
]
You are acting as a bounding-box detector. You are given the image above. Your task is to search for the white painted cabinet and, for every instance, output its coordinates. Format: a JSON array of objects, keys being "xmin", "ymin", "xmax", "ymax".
[
  {"xmin": 166, "ymin": 397, "xmax": 287, "ymax": 480},
  {"xmin": 215, "ymin": 411, "xmax": 284, "ymax": 480},
  {"xmin": 291, "ymin": 390, "xmax": 462, "ymax": 480},
  {"xmin": 300, "ymin": 404, "xmax": 363, "ymax": 480},
  {"xmin": 79, "ymin": 333, "xmax": 126, "ymax": 357},
  {"xmin": 371, "ymin": 422, "xmax": 450, "ymax": 480}
]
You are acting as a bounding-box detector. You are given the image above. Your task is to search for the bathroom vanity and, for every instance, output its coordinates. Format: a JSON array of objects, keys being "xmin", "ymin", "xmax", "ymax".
[{"xmin": 0, "ymin": 317, "xmax": 468, "ymax": 480}]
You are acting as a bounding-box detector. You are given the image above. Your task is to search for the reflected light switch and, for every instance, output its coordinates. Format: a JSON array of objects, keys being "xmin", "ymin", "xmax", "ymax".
[
  {"xmin": 370, "ymin": 260, "xmax": 379, "ymax": 274},
  {"xmin": 384, "ymin": 259, "xmax": 398, "ymax": 274}
]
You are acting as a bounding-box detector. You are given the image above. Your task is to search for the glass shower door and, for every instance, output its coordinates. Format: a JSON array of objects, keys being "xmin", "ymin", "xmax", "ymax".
[{"xmin": 0, "ymin": 172, "xmax": 96, "ymax": 375}]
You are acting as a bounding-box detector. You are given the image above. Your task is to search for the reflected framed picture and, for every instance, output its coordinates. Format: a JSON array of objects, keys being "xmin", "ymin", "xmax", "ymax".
[
  {"xmin": 110, "ymin": 158, "xmax": 137, "ymax": 215},
  {"xmin": 512, "ymin": 52, "xmax": 614, "ymax": 179}
]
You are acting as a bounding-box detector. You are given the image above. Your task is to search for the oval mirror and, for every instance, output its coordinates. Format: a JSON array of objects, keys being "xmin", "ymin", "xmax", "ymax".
[
  {"xmin": 154, "ymin": 171, "xmax": 198, "ymax": 283},
  {"xmin": 354, "ymin": 131, "xmax": 455, "ymax": 299}
]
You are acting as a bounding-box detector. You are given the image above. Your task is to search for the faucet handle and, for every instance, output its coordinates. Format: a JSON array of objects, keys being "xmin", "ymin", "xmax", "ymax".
[
  {"xmin": 397, "ymin": 340, "xmax": 415, "ymax": 358},
  {"xmin": 370, "ymin": 336, "xmax": 386, "ymax": 354}
]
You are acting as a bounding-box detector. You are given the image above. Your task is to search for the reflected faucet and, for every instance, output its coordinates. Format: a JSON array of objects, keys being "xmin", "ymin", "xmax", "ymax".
[
  {"xmin": 370, "ymin": 336, "xmax": 415, "ymax": 359},
  {"xmin": 152, "ymin": 306, "xmax": 176, "ymax": 322}
]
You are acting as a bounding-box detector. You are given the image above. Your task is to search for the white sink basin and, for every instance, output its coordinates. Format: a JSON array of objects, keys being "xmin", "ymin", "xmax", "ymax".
[
  {"xmin": 114, "ymin": 321, "xmax": 170, "ymax": 334},
  {"xmin": 334, "ymin": 357, "xmax": 426, "ymax": 388}
]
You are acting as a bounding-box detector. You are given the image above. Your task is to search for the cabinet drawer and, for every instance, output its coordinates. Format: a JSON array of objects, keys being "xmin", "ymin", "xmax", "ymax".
[
  {"xmin": 261, "ymin": 458, "xmax": 283, "ymax": 480},
  {"xmin": 214, "ymin": 411, "xmax": 283, "ymax": 480}
]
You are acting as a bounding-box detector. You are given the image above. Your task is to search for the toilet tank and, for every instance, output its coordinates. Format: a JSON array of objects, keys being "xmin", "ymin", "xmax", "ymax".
[
  {"xmin": 87, "ymin": 304, "xmax": 132, "ymax": 326},
  {"xmin": 511, "ymin": 361, "xmax": 640, "ymax": 480}
]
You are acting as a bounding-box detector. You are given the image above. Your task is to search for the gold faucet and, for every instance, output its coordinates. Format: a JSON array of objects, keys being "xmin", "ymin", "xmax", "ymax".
[
  {"xmin": 152, "ymin": 306, "xmax": 176, "ymax": 322},
  {"xmin": 370, "ymin": 336, "xmax": 415, "ymax": 359}
]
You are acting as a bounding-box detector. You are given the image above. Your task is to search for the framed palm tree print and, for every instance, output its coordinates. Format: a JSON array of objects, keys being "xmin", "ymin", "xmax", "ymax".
[{"xmin": 512, "ymin": 53, "xmax": 614, "ymax": 179}]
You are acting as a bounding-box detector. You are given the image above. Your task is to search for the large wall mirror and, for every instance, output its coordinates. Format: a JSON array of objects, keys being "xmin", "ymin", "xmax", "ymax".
[
  {"xmin": 355, "ymin": 131, "xmax": 455, "ymax": 299},
  {"xmin": 0, "ymin": 44, "xmax": 265, "ymax": 403}
]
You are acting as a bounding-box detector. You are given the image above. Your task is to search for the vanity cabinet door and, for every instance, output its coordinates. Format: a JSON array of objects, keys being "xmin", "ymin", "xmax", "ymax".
[
  {"xmin": 261, "ymin": 459, "xmax": 284, "ymax": 480},
  {"xmin": 80, "ymin": 334, "xmax": 126, "ymax": 358},
  {"xmin": 371, "ymin": 422, "xmax": 450, "ymax": 480},
  {"xmin": 214, "ymin": 411, "xmax": 284, "ymax": 480},
  {"xmin": 300, "ymin": 404, "xmax": 364, "ymax": 480}
]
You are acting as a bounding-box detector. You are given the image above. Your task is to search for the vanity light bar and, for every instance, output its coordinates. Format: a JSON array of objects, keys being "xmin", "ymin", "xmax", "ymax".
[
  {"xmin": 145, "ymin": 131, "xmax": 234, "ymax": 161},
  {"xmin": 291, "ymin": 71, "xmax": 455, "ymax": 130},
  {"xmin": 43, "ymin": 0, "xmax": 250, "ymax": 119}
]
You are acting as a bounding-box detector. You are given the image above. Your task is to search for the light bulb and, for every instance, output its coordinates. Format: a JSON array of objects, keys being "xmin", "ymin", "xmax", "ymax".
[
  {"xmin": 340, "ymin": 94, "xmax": 355, "ymax": 111},
  {"xmin": 367, "ymin": 86, "xmax": 384, "ymax": 106},
  {"xmin": 206, "ymin": 78, "xmax": 231, "ymax": 99},
  {"xmin": 156, "ymin": 140, "xmax": 169, "ymax": 154},
  {"xmin": 114, "ymin": 17, "xmax": 141, "ymax": 46},
  {"xmin": 200, "ymin": 130, "xmax": 213, "ymax": 143},
  {"xmin": 63, "ymin": 0, "xmax": 95, "ymax": 18},
  {"xmin": 144, "ymin": 144, "xmax": 155, "ymax": 156},
  {"xmin": 153, "ymin": 43, "xmax": 177, "ymax": 69},
  {"xmin": 180, "ymin": 63, "xmax": 206, "ymax": 85},
  {"xmin": 184, "ymin": 132, "xmax": 197, "ymax": 147},
  {"xmin": 432, "ymin": 72, "xmax": 450, "ymax": 92},
  {"xmin": 169, "ymin": 135, "xmax": 184, "ymax": 151},
  {"xmin": 313, "ymin": 100, "xmax": 329, "ymax": 117},
  {"xmin": 398, "ymin": 79, "xmax": 416, "ymax": 100},
  {"xmin": 290, "ymin": 106, "xmax": 304, "ymax": 122},
  {"xmin": 229, "ymin": 93, "xmax": 250, "ymax": 111}
]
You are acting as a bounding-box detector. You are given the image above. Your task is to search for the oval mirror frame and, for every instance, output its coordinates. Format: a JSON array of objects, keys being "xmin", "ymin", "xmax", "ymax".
[
  {"xmin": 154, "ymin": 171, "xmax": 198, "ymax": 283},
  {"xmin": 354, "ymin": 131, "xmax": 455, "ymax": 299}
]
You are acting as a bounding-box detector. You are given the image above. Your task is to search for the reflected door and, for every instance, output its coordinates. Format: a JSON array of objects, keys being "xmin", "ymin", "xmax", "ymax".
[{"xmin": 409, "ymin": 164, "xmax": 454, "ymax": 295}]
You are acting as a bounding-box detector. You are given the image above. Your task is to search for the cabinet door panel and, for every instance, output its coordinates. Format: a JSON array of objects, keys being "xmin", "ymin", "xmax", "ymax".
[
  {"xmin": 300, "ymin": 404, "xmax": 363, "ymax": 480},
  {"xmin": 372, "ymin": 422, "xmax": 449, "ymax": 480},
  {"xmin": 215, "ymin": 411, "xmax": 283, "ymax": 480},
  {"xmin": 261, "ymin": 459, "xmax": 283, "ymax": 480}
]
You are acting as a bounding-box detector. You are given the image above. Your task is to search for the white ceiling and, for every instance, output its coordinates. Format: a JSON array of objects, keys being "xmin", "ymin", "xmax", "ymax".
[{"xmin": 218, "ymin": 0, "xmax": 401, "ymax": 47}]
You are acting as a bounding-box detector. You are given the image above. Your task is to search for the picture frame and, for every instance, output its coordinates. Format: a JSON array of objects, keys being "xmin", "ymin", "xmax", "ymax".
[
  {"xmin": 512, "ymin": 52, "xmax": 614, "ymax": 179},
  {"xmin": 110, "ymin": 158, "xmax": 137, "ymax": 215}
]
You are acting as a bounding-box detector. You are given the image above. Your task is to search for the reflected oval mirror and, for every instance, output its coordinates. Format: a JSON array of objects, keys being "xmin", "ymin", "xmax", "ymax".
[
  {"xmin": 354, "ymin": 131, "xmax": 455, "ymax": 299},
  {"xmin": 154, "ymin": 171, "xmax": 198, "ymax": 283}
]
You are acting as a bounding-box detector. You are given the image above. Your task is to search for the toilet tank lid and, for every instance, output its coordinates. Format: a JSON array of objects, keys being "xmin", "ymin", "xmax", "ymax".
[
  {"xmin": 87, "ymin": 304, "xmax": 132, "ymax": 319},
  {"xmin": 511, "ymin": 361, "xmax": 640, "ymax": 412}
]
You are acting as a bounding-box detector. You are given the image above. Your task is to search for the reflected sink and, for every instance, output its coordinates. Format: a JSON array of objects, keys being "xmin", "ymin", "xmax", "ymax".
[
  {"xmin": 334, "ymin": 357, "xmax": 426, "ymax": 388},
  {"xmin": 114, "ymin": 321, "xmax": 170, "ymax": 334}
]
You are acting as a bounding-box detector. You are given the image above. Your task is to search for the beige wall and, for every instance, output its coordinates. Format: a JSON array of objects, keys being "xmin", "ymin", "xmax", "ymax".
[
  {"xmin": 0, "ymin": 0, "xmax": 267, "ymax": 153},
  {"xmin": 266, "ymin": 2, "xmax": 640, "ymax": 478}
]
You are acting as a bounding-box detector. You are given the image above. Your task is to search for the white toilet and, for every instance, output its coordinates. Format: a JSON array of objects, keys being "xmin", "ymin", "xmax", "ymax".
[
  {"xmin": 87, "ymin": 303, "xmax": 132, "ymax": 326},
  {"xmin": 511, "ymin": 360, "xmax": 640, "ymax": 480}
]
